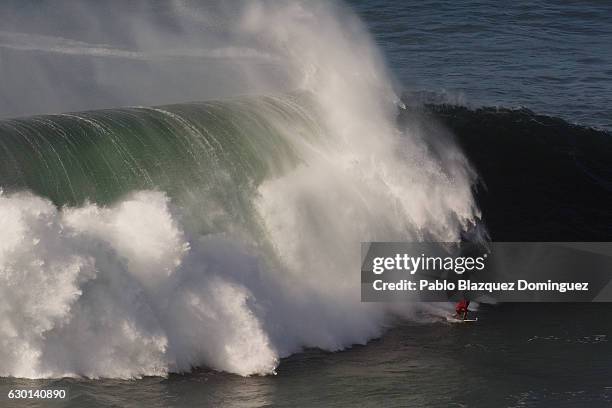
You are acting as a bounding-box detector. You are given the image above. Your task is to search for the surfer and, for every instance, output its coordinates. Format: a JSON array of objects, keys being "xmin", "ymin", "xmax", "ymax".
[{"xmin": 454, "ymin": 299, "xmax": 470, "ymax": 320}]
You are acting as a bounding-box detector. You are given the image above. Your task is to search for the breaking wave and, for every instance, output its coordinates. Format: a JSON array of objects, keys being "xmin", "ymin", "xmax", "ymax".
[{"xmin": 0, "ymin": 0, "xmax": 478, "ymax": 378}]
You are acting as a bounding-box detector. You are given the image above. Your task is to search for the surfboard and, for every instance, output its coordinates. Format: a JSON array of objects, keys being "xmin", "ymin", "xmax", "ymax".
[{"xmin": 446, "ymin": 316, "xmax": 478, "ymax": 323}]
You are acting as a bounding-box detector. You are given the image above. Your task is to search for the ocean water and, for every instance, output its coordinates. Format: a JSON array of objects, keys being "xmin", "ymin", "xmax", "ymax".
[
  {"xmin": 0, "ymin": 1, "xmax": 611, "ymax": 407},
  {"xmin": 351, "ymin": 0, "xmax": 612, "ymax": 130}
]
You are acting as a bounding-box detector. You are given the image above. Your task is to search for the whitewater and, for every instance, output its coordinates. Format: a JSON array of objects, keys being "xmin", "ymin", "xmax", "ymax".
[{"xmin": 0, "ymin": 0, "xmax": 478, "ymax": 378}]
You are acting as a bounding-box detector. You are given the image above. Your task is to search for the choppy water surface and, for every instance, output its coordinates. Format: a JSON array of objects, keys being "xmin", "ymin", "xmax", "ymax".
[{"xmin": 351, "ymin": 0, "xmax": 612, "ymax": 129}]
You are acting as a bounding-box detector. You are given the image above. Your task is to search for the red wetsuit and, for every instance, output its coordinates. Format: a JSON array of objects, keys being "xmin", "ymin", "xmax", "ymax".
[{"xmin": 455, "ymin": 299, "xmax": 470, "ymax": 315}]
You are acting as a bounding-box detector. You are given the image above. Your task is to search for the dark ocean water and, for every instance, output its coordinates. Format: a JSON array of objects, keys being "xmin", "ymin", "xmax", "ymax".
[
  {"xmin": 351, "ymin": 0, "xmax": 612, "ymax": 130},
  {"xmin": 1, "ymin": 1, "xmax": 612, "ymax": 407}
]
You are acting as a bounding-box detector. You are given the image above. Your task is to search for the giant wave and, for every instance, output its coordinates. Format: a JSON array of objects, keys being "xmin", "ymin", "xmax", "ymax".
[{"xmin": 0, "ymin": 1, "xmax": 479, "ymax": 378}]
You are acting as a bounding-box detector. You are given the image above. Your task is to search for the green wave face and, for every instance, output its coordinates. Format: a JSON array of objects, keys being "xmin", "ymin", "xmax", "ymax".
[{"xmin": 0, "ymin": 94, "xmax": 318, "ymax": 234}]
